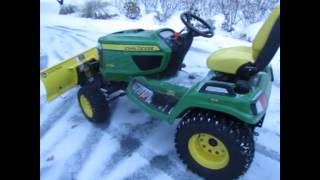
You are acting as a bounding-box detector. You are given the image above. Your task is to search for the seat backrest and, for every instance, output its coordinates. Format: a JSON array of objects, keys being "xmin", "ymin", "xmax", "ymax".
[{"xmin": 252, "ymin": 5, "xmax": 280, "ymax": 62}]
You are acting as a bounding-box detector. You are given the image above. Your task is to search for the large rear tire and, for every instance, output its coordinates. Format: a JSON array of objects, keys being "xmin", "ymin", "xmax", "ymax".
[
  {"xmin": 175, "ymin": 110, "xmax": 254, "ymax": 180},
  {"xmin": 77, "ymin": 86, "xmax": 110, "ymax": 123}
]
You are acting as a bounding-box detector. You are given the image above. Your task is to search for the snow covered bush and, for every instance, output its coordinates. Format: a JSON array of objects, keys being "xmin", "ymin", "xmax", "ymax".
[
  {"xmin": 215, "ymin": 0, "xmax": 241, "ymax": 32},
  {"xmin": 124, "ymin": 0, "xmax": 141, "ymax": 19},
  {"xmin": 80, "ymin": 0, "xmax": 119, "ymax": 19},
  {"xmin": 177, "ymin": 0, "xmax": 279, "ymax": 33},
  {"xmin": 154, "ymin": 0, "xmax": 179, "ymax": 22},
  {"xmin": 59, "ymin": 4, "xmax": 78, "ymax": 15},
  {"xmin": 139, "ymin": 0, "xmax": 158, "ymax": 14},
  {"xmin": 240, "ymin": 0, "xmax": 279, "ymax": 25}
]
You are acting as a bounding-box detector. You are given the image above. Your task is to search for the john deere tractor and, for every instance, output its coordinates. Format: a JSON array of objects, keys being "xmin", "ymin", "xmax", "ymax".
[{"xmin": 40, "ymin": 5, "xmax": 279, "ymax": 180}]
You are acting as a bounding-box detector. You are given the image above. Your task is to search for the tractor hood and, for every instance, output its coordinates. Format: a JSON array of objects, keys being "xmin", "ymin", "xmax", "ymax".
[
  {"xmin": 98, "ymin": 29, "xmax": 162, "ymax": 46},
  {"xmin": 97, "ymin": 28, "xmax": 173, "ymax": 81}
]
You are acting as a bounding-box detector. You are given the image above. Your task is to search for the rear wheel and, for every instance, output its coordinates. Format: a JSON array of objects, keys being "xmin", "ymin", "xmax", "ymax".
[
  {"xmin": 77, "ymin": 86, "xmax": 110, "ymax": 123},
  {"xmin": 175, "ymin": 110, "xmax": 254, "ymax": 180}
]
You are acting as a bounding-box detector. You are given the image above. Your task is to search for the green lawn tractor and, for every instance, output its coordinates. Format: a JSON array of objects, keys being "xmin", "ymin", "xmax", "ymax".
[{"xmin": 40, "ymin": 5, "xmax": 279, "ymax": 180}]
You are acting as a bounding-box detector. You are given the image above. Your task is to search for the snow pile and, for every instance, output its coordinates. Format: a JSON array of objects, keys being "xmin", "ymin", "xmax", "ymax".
[{"xmin": 244, "ymin": 21, "xmax": 264, "ymax": 42}]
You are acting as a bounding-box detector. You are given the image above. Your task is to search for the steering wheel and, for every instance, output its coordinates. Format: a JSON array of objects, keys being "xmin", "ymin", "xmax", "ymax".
[{"xmin": 180, "ymin": 12, "xmax": 214, "ymax": 38}]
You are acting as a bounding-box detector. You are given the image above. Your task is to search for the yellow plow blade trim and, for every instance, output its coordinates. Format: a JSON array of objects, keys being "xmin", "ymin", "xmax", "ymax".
[{"xmin": 40, "ymin": 47, "xmax": 99, "ymax": 101}]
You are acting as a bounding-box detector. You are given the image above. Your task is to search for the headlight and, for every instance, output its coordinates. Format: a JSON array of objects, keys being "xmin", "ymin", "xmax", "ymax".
[{"xmin": 251, "ymin": 91, "xmax": 268, "ymax": 115}]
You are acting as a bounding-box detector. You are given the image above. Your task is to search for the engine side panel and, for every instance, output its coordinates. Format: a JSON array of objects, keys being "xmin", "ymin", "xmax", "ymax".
[{"xmin": 98, "ymin": 29, "xmax": 172, "ymax": 81}]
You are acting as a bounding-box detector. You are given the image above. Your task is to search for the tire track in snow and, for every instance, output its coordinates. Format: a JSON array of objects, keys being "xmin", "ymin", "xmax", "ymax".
[
  {"xmin": 45, "ymin": 26, "xmax": 92, "ymax": 48},
  {"xmin": 258, "ymin": 127, "xmax": 280, "ymax": 136},
  {"xmin": 42, "ymin": 30, "xmax": 69, "ymax": 62},
  {"xmin": 51, "ymin": 25, "xmax": 100, "ymax": 41},
  {"xmin": 53, "ymin": 50, "xmax": 64, "ymax": 60},
  {"xmin": 54, "ymin": 25, "xmax": 89, "ymax": 32},
  {"xmin": 40, "ymin": 113, "xmax": 86, "ymax": 160},
  {"xmin": 149, "ymin": 153, "xmax": 202, "ymax": 180},
  {"xmin": 40, "ymin": 95, "xmax": 76, "ymax": 138},
  {"xmin": 255, "ymin": 128, "xmax": 280, "ymax": 161},
  {"xmin": 75, "ymin": 33, "xmax": 96, "ymax": 42},
  {"xmin": 97, "ymin": 113, "xmax": 201, "ymax": 180},
  {"xmin": 75, "ymin": 134, "xmax": 120, "ymax": 180},
  {"xmin": 98, "ymin": 116, "xmax": 161, "ymax": 178},
  {"xmin": 98, "ymin": 130, "xmax": 143, "ymax": 177},
  {"xmin": 255, "ymin": 143, "xmax": 280, "ymax": 162},
  {"xmin": 57, "ymin": 128, "xmax": 105, "ymax": 180},
  {"xmin": 40, "ymin": 100, "xmax": 150, "ymax": 179},
  {"xmin": 122, "ymin": 149, "xmax": 202, "ymax": 180},
  {"xmin": 123, "ymin": 166, "xmax": 160, "ymax": 180},
  {"xmin": 40, "ymin": 120, "xmax": 93, "ymax": 179}
]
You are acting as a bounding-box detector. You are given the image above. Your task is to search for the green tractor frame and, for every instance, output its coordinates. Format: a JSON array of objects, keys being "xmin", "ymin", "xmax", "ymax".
[{"xmin": 40, "ymin": 5, "xmax": 279, "ymax": 180}]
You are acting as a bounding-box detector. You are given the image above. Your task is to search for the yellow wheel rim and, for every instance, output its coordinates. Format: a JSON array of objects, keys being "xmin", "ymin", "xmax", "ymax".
[
  {"xmin": 80, "ymin": 95, "xmax": 93, "ymax": 118},
  {"xmin": 188, "ymin": 133, "xmax": 230, "ymax": 170}
]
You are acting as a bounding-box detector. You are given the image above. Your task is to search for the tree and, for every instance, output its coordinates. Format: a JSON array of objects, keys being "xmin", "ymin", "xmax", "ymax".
[
  {"xmin": 155, "ymin": 0, "xmax": 180, "ymax": 22},
  {"xmin": 140, "ymin": 0, "xmax": 158, "ymax": 14},
  {"xmin": 124, "ymin": 0, "xmax": 141, "ymax": 19},
  {"xmin": 239, "ymin": 0, "xmax": 279, "ymax": 25},
  {"xmin": 216, "ymin": 0, "xmax": 240, "ymax": 32}
]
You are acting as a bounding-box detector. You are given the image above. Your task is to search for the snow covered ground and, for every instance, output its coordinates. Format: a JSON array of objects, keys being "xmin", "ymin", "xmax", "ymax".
[{"xmin": 40, "ymin": 1, "xmax": 280, "ymax": 180}]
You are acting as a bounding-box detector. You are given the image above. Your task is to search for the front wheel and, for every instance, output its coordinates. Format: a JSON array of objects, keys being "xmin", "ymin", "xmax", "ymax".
[
  {"xmin": 175, "ymin": 110, "xmax": 254, "ymax": 180},
  {"xmin": 77, "ymin": 86, "xmax": 110, "ymax": 123}
]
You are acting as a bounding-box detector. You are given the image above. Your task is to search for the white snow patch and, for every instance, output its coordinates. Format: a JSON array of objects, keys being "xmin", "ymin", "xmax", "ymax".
[
  {"xmin": 242, "ymin": 153, "xmax": 280, "ymax": 180},
  {"xmin": 152, "ymin": 173, "xmax": 175, "ymax": 180},
  {"xmin": 40, "ymin": 122, "xmax": 92, "ymax": 180},
  {"xmin": 101, "ymin": 153, "xmax": 149, "ymax": 180},
  {"xmin": 77, "ymin": 134, "xmax": 120, "ymax": 180},
  {"xmin": 143, "ymin": 123, "xmax": 176, "ymax": 155},
  {"xmin": 244, "ymin": 21, "xmax": 264, "ymax": 42},
  {"xmin": 40, "ymin": 80, "xmax": 46, "ymax": 97},
  {"xmin": 264, "ymin": 85, "xmax": 280, "ymax": 133},
  {"xmin": 213, "ymin": 14, "xmax": 225, "ymax": 30}
]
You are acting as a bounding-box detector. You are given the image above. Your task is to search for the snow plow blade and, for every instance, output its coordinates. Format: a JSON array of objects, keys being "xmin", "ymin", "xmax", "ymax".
[{"xmin": 40, "ymin": 47, "xmax": 99, "ymax": 101}]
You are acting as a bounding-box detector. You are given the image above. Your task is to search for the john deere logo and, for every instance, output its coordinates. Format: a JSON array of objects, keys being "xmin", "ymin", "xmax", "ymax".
[
  {"xmin": 102, "ymin": 44, "xmax": 160, "ymax": 51},
  {"xmin": 124, "ymin": 46, "xmax": 156, "ymax": 51}
]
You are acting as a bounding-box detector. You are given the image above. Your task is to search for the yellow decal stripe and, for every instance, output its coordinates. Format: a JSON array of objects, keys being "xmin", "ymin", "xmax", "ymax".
[{"xmin": 102, "ymin": 44, "xmax": 160, "ymax": 51}]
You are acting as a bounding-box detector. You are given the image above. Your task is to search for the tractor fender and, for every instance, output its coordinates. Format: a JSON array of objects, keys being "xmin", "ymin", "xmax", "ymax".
[{"xmin": 170, "ymin": 101, "xmax": 263, "ymax": 125}]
